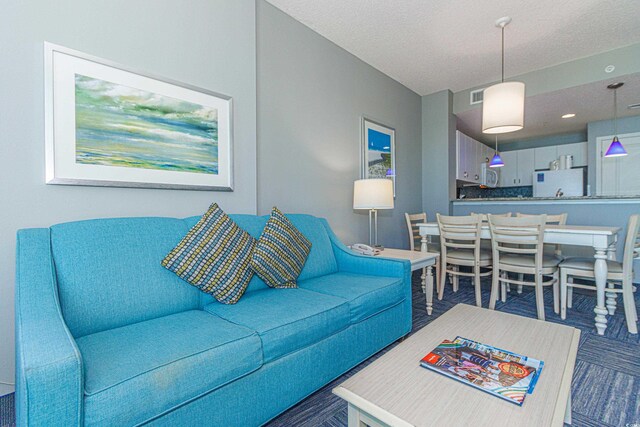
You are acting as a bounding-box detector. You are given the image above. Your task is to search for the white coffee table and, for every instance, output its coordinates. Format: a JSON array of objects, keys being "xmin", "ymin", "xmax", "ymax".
[
  {"xmin": 379, "ymin": 248, "xmax": 440, "ymax": 315},
  {"xmin": 333, "ymin": 304, "xmax": 580, "ymax": 427}
]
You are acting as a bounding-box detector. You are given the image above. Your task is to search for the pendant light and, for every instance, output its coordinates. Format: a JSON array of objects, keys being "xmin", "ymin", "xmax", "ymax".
[
  {"xmin": 489, "ymin": 135, "xmax": 504, "ymax": 168},
  {"xmin": 604, "ymin": 82, "xmax": 627, "ymax": 157},
  {"xmin": 482, "ymin": 17, "xmax": 525, "ymax": 134}
]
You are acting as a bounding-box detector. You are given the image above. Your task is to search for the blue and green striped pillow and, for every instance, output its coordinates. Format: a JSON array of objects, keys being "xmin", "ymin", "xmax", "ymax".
[
  {"xmin": 162, "ymin": 203, "xmax": 256, "ymax": 304},
  {"xmin": 251, "ymin": 207, "xmax": 312, "ymax": 288}
]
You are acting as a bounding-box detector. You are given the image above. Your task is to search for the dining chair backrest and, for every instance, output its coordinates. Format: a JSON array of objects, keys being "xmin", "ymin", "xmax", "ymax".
[
  {"xmin": 516, "ymin": 212, "xmax": 567, "ymax": 256},
  {"xmin": 470, "ymin": 212, "xmax": 511, "ymax": 222},
  {"xmin": 516, "ymin": 212, "xmax": 568, "ymax": 225},
  {"xmin": 405, "ymin": 212, "xmax": 427, "ymax": 251},
  {"xmin": 623, "ymin": 214, "xmax": 640, "ymax": 278},
  {"xmin": 487, "ymin": 214, "xmax": 547, "ymax": 263},
  {"xmin": 436, "ymin": 214, "xmax": 482, "ymax": 256}
]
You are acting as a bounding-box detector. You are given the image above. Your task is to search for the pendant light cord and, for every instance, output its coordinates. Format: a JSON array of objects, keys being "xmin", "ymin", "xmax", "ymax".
[
  {"xmin": 613, "ymin": 88, "xmax": 618, "ymax": 136},
  {"xmin": 501, "ymin": 26, "xmax": 505, "ymax": 83}
]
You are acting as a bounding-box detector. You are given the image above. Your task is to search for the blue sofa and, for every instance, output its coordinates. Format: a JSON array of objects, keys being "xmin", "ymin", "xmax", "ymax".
[{"xmin": 15, "ymin": 213, "xmax": 412, "ymax": 426}]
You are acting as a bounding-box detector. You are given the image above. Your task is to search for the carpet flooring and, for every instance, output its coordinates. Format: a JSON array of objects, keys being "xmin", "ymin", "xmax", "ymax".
[
  {"xmin": 1, "ymin": 272, "xmax": 638, "ymax": 427},
  {"xmin": 265, "ymin": 272, "xmax": 640, "ymax": 427}
]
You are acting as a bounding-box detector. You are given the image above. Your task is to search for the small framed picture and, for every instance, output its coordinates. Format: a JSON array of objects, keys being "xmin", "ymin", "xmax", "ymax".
[
  {"xmin": 44, "ymin": 42, "xmax": 233, "ymax": 191},
  {"xmin": 361, "ymin": 117, "xmax": 396, "ymax": 196}
]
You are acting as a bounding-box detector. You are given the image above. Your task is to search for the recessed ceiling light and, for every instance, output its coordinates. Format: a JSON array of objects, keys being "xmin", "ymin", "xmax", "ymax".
[
  {"xmin": 562, "ymin": 113, "xmax": 576, "ymax": 119},
  {"xmin": 629, "ymin": 103, "xmax": 640, "ymax": 110}
]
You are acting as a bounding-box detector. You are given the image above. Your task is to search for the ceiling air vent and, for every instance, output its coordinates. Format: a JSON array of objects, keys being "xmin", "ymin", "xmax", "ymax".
[{"xmin": 470, "ymin": 89, "xmax": 485, "ymax": 105}]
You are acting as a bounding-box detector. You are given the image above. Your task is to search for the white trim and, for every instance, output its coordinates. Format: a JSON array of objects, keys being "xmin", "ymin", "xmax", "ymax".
[{"xmin": 453, "ymin": 198, "xmax": 640, "ymax": 206}]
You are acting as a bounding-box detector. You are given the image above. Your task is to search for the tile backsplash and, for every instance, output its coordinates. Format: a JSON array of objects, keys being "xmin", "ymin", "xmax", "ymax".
[{"xmin": 458, "ymin": 185, "xmax": 533, "ymax": 199}]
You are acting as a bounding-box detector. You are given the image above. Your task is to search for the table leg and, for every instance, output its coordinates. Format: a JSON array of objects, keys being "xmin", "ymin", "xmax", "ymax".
[
  {"xmin": 594, "ymin": 248, "xmax": 609, "ymax": 335},
  {"xmin": 347, "ymin": 403, "xmax": 361, "ymax": 427},
  {"xmin": 425, "ymin": 266, "xmax": 434, "ymax": 315},
  {"xmin": 421, "ymin": 268, "xmax": 426, "ymax": 293},
  {"xmin": 564, "ymin": 390, "xmax": 572, "ymax": 425},
  {"xmin": 420, "ymin": 234, "xmax": 428, "ymax": 252}
]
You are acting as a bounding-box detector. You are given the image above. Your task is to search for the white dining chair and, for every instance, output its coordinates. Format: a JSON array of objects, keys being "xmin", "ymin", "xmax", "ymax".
[
  {"xmin": 436, "ymin": 214, "xmax": 492, "ymax": 307},
  {"xmin": 513, "ymin": 213, "xmax": 568, "ymax": 295},
  {"xmin": 405, "ymin": 212, "xmax": 441, "ymax": 292},
  {"xmin": 488, "ymin": 214, "xmax": 561, "ymax": 320},
  {"xmin": 470, "ymin": 212, "xmax": 512, "ymax": 222},
  {"xmin": 559, "ymin": 214, "xmax": 639, "ymax": 334}
]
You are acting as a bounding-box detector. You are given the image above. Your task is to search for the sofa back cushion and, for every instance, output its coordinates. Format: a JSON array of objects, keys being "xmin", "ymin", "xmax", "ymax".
[{"xmin": 51, "ymin": 217, "xmax": 201, "ymax": 338}]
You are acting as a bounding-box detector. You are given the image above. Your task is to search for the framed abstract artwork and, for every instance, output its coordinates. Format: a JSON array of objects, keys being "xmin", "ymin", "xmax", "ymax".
[
  {"xmin": 361, "ymin": 117, "xmax": 396, "ymax": 195},
  {"xmin": 44, "ymin": 42, "xmax": 233, "ymax": 191}
]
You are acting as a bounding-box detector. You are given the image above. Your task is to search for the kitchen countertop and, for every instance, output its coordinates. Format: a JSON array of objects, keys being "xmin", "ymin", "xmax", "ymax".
[{"xmin": 453, "ymin": 195, "xmax": 640, "ymax": 203}]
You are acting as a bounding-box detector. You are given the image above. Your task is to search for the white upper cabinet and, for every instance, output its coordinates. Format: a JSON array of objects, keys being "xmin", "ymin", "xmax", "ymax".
[
  {"xmin": 498, "ymin": 149, "xmax": 534, "ymax": 187},
  {"xmin": 534, "ymin": 142, "xmax": 588, "ymax": 170},
  {"xmin": 456, "ymin": 131, "xmax": 487, "ymax": 183},
  {"xmin": 534, "ymin": 146, "xmax": 558, "ymax": 170},
  {"xmin": 499, "ymin": 151, "xmax": 518, "ymax": 187},
  {"xmin": 517, "ymin": 149, "xmax": 535, "ymax": 186},
  {"xmin": 558, "ymin": 142, "xmax": 588, "ymax": 167}
]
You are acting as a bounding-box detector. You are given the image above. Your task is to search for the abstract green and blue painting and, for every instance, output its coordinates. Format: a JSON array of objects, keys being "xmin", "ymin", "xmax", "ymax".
[{"xmin": 74, "ymin": 74, "xmax": 218, "ymax": 174}]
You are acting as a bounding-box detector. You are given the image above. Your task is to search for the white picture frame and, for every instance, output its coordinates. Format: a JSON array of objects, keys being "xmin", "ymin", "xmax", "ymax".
[{"xmin": 44, "ymin": 42, "xmax": 233, "ymax": 191}]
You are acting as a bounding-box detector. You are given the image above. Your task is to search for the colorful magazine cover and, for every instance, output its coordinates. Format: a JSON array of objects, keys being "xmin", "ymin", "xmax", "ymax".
[{"xmin": 420, "ymin": 337, "xmax": 544, "ymax": 406}]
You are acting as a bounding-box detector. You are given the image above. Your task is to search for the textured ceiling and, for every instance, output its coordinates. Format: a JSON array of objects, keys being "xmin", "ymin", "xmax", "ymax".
[
  {"xmin": 456, "ymin": 72, "xmax": 640, "ymax": 144},
  {"xmin": 265, "ymin": 0, "xmax": 640, "ymax": 95}
]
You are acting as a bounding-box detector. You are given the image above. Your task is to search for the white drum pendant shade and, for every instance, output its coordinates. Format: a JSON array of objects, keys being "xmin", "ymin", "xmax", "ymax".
[{"xmin": 482, "ymin": 81, "xmax": 525, "ymax": 134}]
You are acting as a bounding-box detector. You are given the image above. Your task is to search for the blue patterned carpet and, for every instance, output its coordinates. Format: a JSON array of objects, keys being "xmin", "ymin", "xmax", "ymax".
[
  {"xmin": 266, "ymin": 272, "xmax": 640, "ymax": 427},
  {"xmin": 1, "ymin": 273, "xmax": 638, "ymax": 426}
]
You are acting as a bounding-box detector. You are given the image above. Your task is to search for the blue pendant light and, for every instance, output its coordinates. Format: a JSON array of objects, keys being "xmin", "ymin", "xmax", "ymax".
[
  {"xmin": 489, "ymin": 135, "xmax": 504, "ymax": 168},
  {"xmin": 604, "ymin": 82, "xmax": 627, "ymax": 158}
]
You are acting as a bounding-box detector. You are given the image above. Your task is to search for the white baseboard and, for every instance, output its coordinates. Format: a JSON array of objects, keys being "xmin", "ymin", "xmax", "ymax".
[{"xmin": 0, "ymin": 382, "xmax": 15, "ymax": 397}]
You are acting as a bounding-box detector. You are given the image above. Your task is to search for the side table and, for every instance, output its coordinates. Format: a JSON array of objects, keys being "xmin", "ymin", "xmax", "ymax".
[{"xmin": 378, "ymin": 248, "xmax": 440, "ymax": 315}]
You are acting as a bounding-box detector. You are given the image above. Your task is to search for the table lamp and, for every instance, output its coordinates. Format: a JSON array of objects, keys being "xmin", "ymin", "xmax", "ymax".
[{"xmin": 353, "ymin": 179, "xmax": 394, "ymax": 249}]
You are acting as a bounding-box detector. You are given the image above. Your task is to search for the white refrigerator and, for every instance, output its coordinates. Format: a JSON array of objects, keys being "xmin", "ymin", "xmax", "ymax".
[{"xmin": 533, "ymin": 169, "xmax": 584, "ymax": 197}]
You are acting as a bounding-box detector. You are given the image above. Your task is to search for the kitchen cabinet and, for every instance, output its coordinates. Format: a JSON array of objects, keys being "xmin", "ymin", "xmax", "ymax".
[
  {"xmin": 517, "ymin": 149, "xmax": 535, "ymax": 186},
  {"xmin": 498, "ymin": 149, "xmax": 534, "ymax": 187},
  {"xmin": 534, "ymin": 146, "xmax": 557, "ymax": 170},
  {"xmin": 558, "ymin": 142, "xmax": 587, "ymax": 167},
  {"xmin": 456, "ymin": 131, "xmax": 485, "ymax": 183},
  {"xmin": 534, "ymin": 142, "xmax": 587, "ymax": 170},
  {"xmin": 498, "ymin": 151, "xmax": 518, "ymax": 187}
]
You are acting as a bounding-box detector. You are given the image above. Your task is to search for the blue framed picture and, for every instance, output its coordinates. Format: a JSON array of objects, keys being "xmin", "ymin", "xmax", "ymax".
[{"xmin": 361, "ymin": 117, "xmax": 396, "ymax": 196}]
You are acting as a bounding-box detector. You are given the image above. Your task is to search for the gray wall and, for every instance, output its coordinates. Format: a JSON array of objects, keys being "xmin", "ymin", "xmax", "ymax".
[
  {"xmin": 256, "ymin": 1, "xmax": 422, "ymax": 249},
  {"xmin": 588, "ymin": 115, "xmax": 640, "ymax": 193},
  {"xmin": 0, "ymin": 0, "xmax": 257, "ymax": 393},
  {"xmin": 453, "ymin": 200, "xmax": 640, "ymax": 281},
  {"xmin": 421, "ymin": 90, "xmax": 456, "ymax": 219}
]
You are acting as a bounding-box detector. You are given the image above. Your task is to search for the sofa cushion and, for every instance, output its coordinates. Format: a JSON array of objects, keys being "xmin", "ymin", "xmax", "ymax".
[
  {"xmin": 51, "ymin": 217, "xmax": 201, "ymax": 338},
  {"xmin": 76, "ymin": 310, "xmax": 262, "ymax": 426},
  {"xmin": 251, "ymin": 207, "xmax": 312, "ymax": 288},
  {"xmin": 205, "ymin": 288, "xmax": 350, "ymax": 363},
  {"xmin": 299, "ymin": 272, "xmax": 405, "ymax": 323},
  {"xmin": 286, "ymin": 215, "xmax": 338, "ymax": 281},
  {"xmin": 163, "ymin": 203, "xmax": 256, "ymax": 304}
]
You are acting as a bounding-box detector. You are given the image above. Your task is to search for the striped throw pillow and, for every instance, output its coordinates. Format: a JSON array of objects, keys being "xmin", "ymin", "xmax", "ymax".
[
  {"xmin": 162, "ymin": 203, "xmax": 256, "ymax": 304},
  {"xmin": 251, "ymin": 207, "xmax": 312, "ymax": 288}
]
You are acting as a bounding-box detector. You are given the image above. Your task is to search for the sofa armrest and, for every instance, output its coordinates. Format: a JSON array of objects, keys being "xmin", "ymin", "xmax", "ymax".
[
  {"xmin": 15, "ymin": 228, "xmax": 83, "ymax": 426},
  {"xmin": 321, "ymin": 219, "xmax": 410, "ymax": 278}
]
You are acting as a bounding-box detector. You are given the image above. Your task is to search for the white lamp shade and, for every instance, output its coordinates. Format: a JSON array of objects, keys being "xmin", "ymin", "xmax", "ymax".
[
  {"xmin": 482, "ymin": 81, "xmax": 525, "ymax": 134},
  {"xmin": 353, "ymin": 179, "xmax": 394, "ymax": 210}
]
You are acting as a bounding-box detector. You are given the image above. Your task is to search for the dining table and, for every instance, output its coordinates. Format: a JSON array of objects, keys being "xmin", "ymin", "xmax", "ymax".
[{"xmin": 418, "ymin": 222, "xmax": 620, "ymax": 335}]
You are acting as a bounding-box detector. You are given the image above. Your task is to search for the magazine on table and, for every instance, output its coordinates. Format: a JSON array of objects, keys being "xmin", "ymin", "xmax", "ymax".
[{"xmin": 420, "ymin": 337, "xmax": 544, "ymax": 406}]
